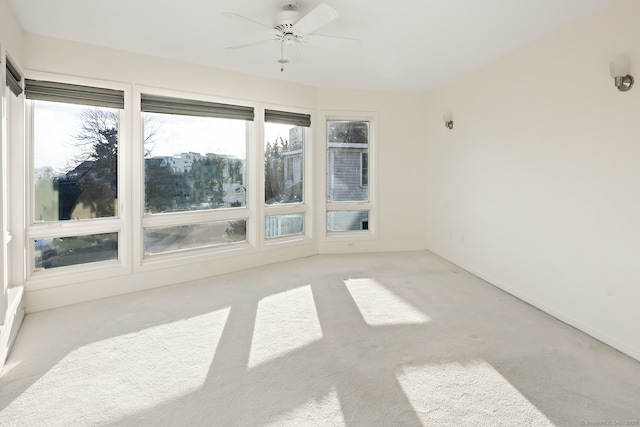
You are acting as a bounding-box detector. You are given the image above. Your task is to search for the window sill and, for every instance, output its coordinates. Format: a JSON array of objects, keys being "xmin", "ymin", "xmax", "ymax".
[
  {"xmin": 325, "ymin": 229, "xmax": 377, "ymax": 241},
  {"xmin": 263, "ymin": 234, "xmax": 314, "ymax": 250},
  {"xmin": 138, "ymin": 241, "xmax": 256, "ymax": 272},
  {"xmin": 26, "ymin": 260, "xmax": 129, "ymax": 291}
]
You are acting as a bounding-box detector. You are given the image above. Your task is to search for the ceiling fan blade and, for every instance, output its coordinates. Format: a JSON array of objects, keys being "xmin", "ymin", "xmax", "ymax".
[
  {"xmin": 306, "ymin": 34, "xmax": 361, "ymax": 49},
  {"xmin": 222, "ymin": 12, "xmax": 274, "ymax": 31},
  {"xmin": 226, "ymin": 39, "xmax": 277, "ymax": 50},
  {"xmin": 292, "ymin": 43, "xmax": 305, "ymax": 61},
  {"xmin": 293, "ymin": 3, "xmax": 339, "ymax": 34}
]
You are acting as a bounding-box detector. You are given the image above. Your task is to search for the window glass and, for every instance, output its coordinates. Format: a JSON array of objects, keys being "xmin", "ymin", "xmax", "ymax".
[
  {"xmin": 34, "ymin": 232, "xmax": 118, "ymax": 270},
  {"xmin": 265, "ymin": 213, "xmax": 303, "ymax": 238},
  {"xmin": 144, "ymin": 220, "xmax": 246, "ymax": 255},
  {"xmin": 144, "ymin": 112, "xmax": 247, "ymax": 214},
  {"xmin": 265, "ymin": 123, "xmax": 304, "ymax": 205},
  {"xmin": 34, "ymin": 101, "xmax": 119, "ymax": 221},
  {"xmin": 327, "ymin": 121, "xmax": 369, "ymax": 202},
  {"xmin": 327, "ymin": 211, "xmax": 369, "ymax": 231}
]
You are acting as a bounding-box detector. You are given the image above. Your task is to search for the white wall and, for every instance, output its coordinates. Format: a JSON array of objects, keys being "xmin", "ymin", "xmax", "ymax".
[
  {"xmin": 425, "ymin": 0, "xmax": 640, "ymax": 360},
  {"xmin": 0, "ymin": 0, "xmax": 22, "ymax": 61},
  {"xmin": 317, "ymin": 88, "xmax": 428, "ymax": 254},
  {"xmin": 23, "ymin": 33, "xmax": 319, "ymax": 109}
]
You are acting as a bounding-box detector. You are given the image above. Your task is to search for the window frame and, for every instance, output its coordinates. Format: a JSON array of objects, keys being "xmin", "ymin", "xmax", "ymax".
[
  {"xmin": 3, "ymin": 50, "xmax": 26, "ymax": 320},
  {"xmin": 322, "ymin": 112, "xmax": 377, "ymax": 241},
  {"xmin": 20, "ymin": 78, "xmax": 317, "ymax": 289},
  {"xmin": 24, "ymin": 72, "xmax": 131, "ymax": 289},
  {"xmin": 133, "ymin": 86, "xmax": 258, "ymax": 269},
  {"xmin": 261, "ymin": 104, "xmax": 313, "ymax": 247},
  {"xmin": 0, "ymin": 47, "xmax": 15, "ymax": 325}
]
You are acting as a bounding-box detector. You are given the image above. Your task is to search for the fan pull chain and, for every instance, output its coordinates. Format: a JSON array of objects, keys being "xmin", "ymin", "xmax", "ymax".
[
  {"xmin": 280, "ymin": 38, "xmax": 285, "ymax": 72},
  {"xmin": 278, "ymin": 36, "xmax": 290, "ymax": 72}
]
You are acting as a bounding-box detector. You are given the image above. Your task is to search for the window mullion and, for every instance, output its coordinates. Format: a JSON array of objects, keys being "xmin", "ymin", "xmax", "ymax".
[{"xmin": 27, "ymin": 218, "xmax": 123, "ymax": 239}]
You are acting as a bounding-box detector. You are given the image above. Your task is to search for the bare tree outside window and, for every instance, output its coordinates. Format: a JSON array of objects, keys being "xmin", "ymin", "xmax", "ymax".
[{"xmin": 34, "ymin": 103, "xmax": 119, "ymax": 221}]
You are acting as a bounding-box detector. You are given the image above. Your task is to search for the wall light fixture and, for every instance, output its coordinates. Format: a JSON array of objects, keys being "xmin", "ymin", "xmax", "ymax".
[
  {"xmin": 443, "ymin": 112, "xmax": 453, "ymax": 130},
  {"xmin": 610, "ymin": 57, "xmax": 634, "ymax": 92}
]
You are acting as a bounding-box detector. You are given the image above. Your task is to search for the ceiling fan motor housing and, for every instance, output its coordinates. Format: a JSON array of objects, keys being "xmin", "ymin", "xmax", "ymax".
[
  {"xmin": 282, "ymin": 33, "xmax": 298, "ymax": 46},
  {"xmin": 275, "ymin": 10, "xmax": 301, "ymax": 31}
]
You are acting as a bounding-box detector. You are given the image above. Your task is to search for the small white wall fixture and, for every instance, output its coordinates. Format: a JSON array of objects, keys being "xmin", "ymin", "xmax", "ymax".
[{"xmin": 610, "ymin": 56, "xmax": 634, "ymax": 91}]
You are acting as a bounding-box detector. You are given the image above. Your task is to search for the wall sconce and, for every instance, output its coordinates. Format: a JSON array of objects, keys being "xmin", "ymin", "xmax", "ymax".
[
  {"xmin": 443, "ymin": 112, "xmax": 453, "ymax": 130},
  {"xmin": 610, "ymin": 57, "xmax": 634, "ymax": 92}
]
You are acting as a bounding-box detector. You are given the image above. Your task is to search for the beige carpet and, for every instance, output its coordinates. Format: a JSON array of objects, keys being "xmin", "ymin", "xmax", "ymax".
[{"xmin": 1, "ymin": 251, "xmax": 639, "ymax": 426}]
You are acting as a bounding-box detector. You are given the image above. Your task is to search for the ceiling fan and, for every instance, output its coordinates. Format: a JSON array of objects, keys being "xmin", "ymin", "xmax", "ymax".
[{"xmin": 223, "ymin": 1, "xmax": 360, "ymax": 71}]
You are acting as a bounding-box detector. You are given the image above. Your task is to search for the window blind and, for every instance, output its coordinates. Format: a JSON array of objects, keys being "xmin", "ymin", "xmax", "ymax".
[
  {"xmin": 25, "ymin": 79, "xmax": 124, "ymax": 109},
  {"xmin": 141, "ymin": 94, "xmax": 254, "ymax": 121},
  {"xmin": 5, "ymin": 57, "xmax": 23, "ymax": 97},
  {"xmin": 265, "ymin": 109, "xmax": 311, "ymax": 127}
]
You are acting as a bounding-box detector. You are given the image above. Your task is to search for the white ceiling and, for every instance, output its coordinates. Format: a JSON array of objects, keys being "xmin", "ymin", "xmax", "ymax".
[{"xmin": 9, "ymin": 0, "xmax": 615, "ymax": 92}]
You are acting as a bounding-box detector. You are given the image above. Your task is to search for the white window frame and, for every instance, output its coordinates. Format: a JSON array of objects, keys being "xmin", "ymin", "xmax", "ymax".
[
  {"xmin": 133, "ymin": 86, "xmax": 258, "ymax": 271},
  {"xmin": 1, "ymin": 46, "xmax": 27, "ymax": 371},
  {"xmin": 24, "ymin": 72, "xmax": 132, "ymax": 291},
  {"xmin": 322, "ymin": 112, "xmax": 377, "ymax": 241},
  {"xmin": 5, "ymin": 51, "xmax": 28, "ymax": 295},
  {"xmin": 261, "ymin": 104, "xmax": 313, "ymax": 249},
  {"xmin": 7, "ymin": 60, "xmax": 25, "ymax": 296}
]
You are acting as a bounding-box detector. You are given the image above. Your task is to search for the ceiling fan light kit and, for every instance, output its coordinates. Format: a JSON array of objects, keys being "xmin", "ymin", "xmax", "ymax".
[{"xmin": 224, "ymin": 1, "xmax": 360, "ymax": 72}]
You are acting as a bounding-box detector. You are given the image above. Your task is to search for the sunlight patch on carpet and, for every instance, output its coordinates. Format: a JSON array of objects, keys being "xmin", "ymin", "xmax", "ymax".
[
  {"xmin": 0, "ymin": 308, "xmax": 230, "ymax": 425},
  {"xmin": 344, "ymin": 278, "xmax": 431, "ymax": 326},
  {"xmin": 396, "ymin": 360, "xmax": 553, "ymax": 426},
  {"xmin": 248, "ymin": 285, "xmax": 323, "ymax": 369},
  {"xmin": 263, "ymin": 387, "xmax": 346, "ymax": 427}
]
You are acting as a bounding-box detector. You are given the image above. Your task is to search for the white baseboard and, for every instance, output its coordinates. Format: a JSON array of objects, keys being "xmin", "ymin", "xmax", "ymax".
[{"xmin": 1, "ymin": 285, "xmax": 25, "ymax": 374}]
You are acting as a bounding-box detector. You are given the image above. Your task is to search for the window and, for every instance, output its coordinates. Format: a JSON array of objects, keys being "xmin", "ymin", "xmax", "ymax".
[
  {"xmin": 326, "ymin": 118, "xmax": 374, "ymax": 234},
  {"xmin": 143, "ymin": 220, "xmax": 246, "ymax": 255},
  {"xmin": 26, "ymin": 79, "xmax": 126, "ymax": 272},
  {"xmin": 33, "ymin": 101, "xmax": 119, "ymax": 221},
  {"xmin": 327, "ymin": 120, "xmax": 368, "ymax": 202},
  {"xmin": 265, "ymin": 214, "xmax": 303, "ymax": 238},
  {"xmin": 264, "ymin": 109, "xmax": 310, "ymax": 240},
  {"xmin": 34, "ymin": 233, "xmax": 118, "ymax": 270},
  {"xmin": 141, "ymin": 93, "xmax": 253, "ymax": 256},
  {"xmin": 20, "ymin": 75, "xmax": 319, "ymax": 288},
  {"xmin": 143, "ymin": 114, "xmax": 247, "ymax": 214},
  {"xmin": 327, "ymin": 211, "xmax": 369, "ymax": 232}
]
